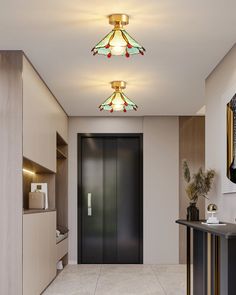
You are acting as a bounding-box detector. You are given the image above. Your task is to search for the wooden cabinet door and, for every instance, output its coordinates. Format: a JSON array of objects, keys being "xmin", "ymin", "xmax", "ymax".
[
  {"xmin": 23, "ymin": 211, "xmax": 56, "ymax": 295},
  {"xmin": 23, "ymin": 57, "xmax": 68, "ymax": 172}
]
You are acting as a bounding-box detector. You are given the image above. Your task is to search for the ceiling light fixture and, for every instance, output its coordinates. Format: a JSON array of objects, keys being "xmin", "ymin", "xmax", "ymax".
[
  {"xmin": 99, "ymin": 81, "xmax": 138, "ymax": 113},
  {"xmin": 92, "ymin": 14, "xmax": 145, "ymax": 58}
]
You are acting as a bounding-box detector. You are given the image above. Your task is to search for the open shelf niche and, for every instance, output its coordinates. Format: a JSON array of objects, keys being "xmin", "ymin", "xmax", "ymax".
[
  {"xmin": 23, "ymin": 157, "xmax": 56, "ymax": 211},
  {"xmin": 56, "ymin": 132, "xmax": 68, "ymax": 267}
]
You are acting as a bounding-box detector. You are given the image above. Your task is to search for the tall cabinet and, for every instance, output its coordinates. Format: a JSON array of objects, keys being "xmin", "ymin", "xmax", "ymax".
[{"xmin": 0, "ymin": 51, "xmax": 68, "ymax": 295}]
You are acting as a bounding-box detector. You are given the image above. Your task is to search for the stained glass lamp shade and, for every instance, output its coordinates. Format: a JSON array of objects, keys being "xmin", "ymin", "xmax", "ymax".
[
  {"xmin": 99, "ymin": 81, "xmax": 138, "ymax": 113},
  {"xmin": 92, "ymin": 14, "xmax": 145, "ymax": 58}
]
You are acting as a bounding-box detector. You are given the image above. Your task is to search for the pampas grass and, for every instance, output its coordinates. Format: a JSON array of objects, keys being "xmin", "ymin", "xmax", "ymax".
[{"xmin": 182, "ymin": 160, "xmax": 215, "ymax": 203}]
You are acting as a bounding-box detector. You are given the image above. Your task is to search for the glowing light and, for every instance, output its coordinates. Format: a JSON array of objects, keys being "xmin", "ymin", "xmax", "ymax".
[
  {"xmin": 99, "ymin": 81, "xmax": 138, "ymax": 113},
  {"xmin": 23, "ymin": 168, "xmax": 35, "ymax": 175},
  {"xmin": 92, "ymin": 14, "xmax": 145, "ymax": 58}
]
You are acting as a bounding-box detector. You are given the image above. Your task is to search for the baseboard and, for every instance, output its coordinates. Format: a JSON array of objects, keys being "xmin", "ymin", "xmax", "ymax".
[{"xmin": 68, "ymin": 260, "xmax": 77, "ymax": 265}]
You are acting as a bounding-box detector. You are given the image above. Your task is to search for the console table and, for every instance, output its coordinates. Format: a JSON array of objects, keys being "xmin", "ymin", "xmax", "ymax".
[{"xmin": 176, "ymin": 220, "xmax": 236, "ymax": 295}]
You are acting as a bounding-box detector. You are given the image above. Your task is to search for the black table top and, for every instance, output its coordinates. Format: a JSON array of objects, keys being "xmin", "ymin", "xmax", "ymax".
[{"xmin": 176, "ymin": 219, "xmax": 236, "ymax": 239}]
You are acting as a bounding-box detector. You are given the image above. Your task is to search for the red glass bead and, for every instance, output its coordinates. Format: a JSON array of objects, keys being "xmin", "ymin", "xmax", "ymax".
[
  {"xmin": 110, "ymin": 108, "xmax": 113, "ymax": 113},
  {"xmin": 125, "ymin": 52, "xmax": 130, "ymax": 58},
  {"xmin": 123, "ymin": 108, "xmax": 127, "ymax": 113},
  {"xmin": 127, "ymin": 43, "xmax": 132, "ymax": 48},
  {"xmin": 105, "ymin": 44, "xmax": 110, "ymax": 48},
  {"xmin": 107, "ymin": 53, "xmax": 112, "ymax": 58},
  {"xmin": 124, "ymin": 102, "xmax": 128, "ymax": 106}
]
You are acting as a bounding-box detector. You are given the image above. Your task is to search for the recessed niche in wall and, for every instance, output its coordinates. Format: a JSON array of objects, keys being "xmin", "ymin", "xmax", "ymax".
[
  {"xmin": 23, "ymin": 157, "xmax": 55, "ymax": 210},
  {"xmin": 56, "ymin": 133, "xmax": 68, "ymax": 228}
]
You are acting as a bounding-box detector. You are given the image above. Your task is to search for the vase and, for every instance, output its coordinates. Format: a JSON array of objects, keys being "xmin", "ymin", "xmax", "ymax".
[{"xmin": 187, "ymin": 202, "xmax": 199, "ymax": 221}]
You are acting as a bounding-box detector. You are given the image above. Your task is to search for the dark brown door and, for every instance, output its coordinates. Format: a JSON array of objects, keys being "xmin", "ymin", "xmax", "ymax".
[{"xmin": 78, "ymin": 134, "xmax": 143, "ymax": 264}]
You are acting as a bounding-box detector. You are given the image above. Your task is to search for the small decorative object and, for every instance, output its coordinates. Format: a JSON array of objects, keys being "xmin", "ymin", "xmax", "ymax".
[
  {"xmin": 91, "ymin": 14, "xmax": 145, "ymax": 58},
  {"xmin": 29, "ymin": 191, "xmax": 45, "ymax": 209},
  {"xmin": 183, "ymin": 160, "xmax": 215, "ymax": 221},
  {"xmin": 31, "ymin": 183, "xmax": 48, "ymax": 209},
  {"xmin": 206, "ymin": 204, "xmax": 219, "ymax": 224},
  {"xmin": 57, "ymin": 260, "xmax": 63, "ymax": 270},
  {"xmin": 99, "ymin": 81, "xmax": 138, "ymax": 113},
  {"xmin": 186, "ymin": 202, "xmax": 199, "ymax": 221}
]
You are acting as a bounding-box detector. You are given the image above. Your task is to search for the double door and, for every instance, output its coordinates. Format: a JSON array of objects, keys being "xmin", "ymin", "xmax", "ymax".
[{"xmin": 79, "ymin": 135, "xmax": 143, "ymax": 264}]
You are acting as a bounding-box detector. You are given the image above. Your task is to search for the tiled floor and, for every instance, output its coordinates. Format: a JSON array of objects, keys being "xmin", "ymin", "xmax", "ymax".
[{"xmin": 43, "ymin": 264, "xmax": 186, "ymax": 295}]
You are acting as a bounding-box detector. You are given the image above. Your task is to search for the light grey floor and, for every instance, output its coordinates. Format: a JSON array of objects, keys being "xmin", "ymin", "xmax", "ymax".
[{"xmin": 43, "ymin": 264, "xmax": 186, "ymax": 295}]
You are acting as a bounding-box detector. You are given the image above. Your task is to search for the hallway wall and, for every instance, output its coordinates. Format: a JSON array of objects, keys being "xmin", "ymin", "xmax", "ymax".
[
  {"xmin": 206, "ymin": 44, "xmax": 236, "ymax": 222},
  {"xmin": 68, "ymin": 116, "xmax": 179, "ymax": 264}
]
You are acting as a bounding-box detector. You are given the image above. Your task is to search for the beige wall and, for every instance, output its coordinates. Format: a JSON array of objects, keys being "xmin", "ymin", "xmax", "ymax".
[
  {"xmin": 68, "ymin": 116, "xmax": 179, "ymax": 264},
  {"xmin": 143, "ymin": 117, "xmax": 179, "ymax": 264},
  {"xmin": 206, "ymin": 44, "xmax": 236, "ymax": 222}
]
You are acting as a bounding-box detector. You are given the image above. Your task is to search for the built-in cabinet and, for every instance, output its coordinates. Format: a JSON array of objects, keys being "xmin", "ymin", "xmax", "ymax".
[
  {"xmin": 23, "ymin": 211, "xmax": 56, "ymax": 295},
  {"xmin": 23, "ymin": 56, "xmax": 68, "ymax": 172},
  {"xmin": 0, "ymin": 51, "xmax": 68, "ymax": 295}
]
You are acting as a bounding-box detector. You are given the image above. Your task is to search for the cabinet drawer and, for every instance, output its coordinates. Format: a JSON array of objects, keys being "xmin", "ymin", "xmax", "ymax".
[{"xmin": 56, "ymin": 237, "xmax": 68, "ymax": 261}]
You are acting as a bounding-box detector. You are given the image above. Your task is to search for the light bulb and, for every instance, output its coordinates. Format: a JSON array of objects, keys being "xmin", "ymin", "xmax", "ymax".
[
  {"xmin": 110, "ymin": 46, "xmax": 126, "ymax": 56},
  {"xmin": 110, "ymin": 30, "xmax": 127, "ymax": 56},
  {"xmin": 112, "ymin": 92, "xmax": 124, "ymax": 111},
  {"xmin": 113, "ymin": 104, "xmax": 124, "ymax": 111}
]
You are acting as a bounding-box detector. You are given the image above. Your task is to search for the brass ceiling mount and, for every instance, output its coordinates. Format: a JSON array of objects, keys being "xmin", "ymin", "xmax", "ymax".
[
  {"xmin": 109, "ymin": 14, "xmax": 129, "ymax": 28},
  {"xmin": 111, "ymin": 80, "xmax": 126, "ymax": 90}
]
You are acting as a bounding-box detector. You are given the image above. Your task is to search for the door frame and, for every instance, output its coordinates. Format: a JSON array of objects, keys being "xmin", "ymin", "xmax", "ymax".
[{"xmin": 77, "ymin": 133, "xmax": 143, "ymax": 264}]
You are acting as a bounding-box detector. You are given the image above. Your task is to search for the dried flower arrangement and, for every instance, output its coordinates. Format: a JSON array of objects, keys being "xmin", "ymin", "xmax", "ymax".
[{"xmin": 183, "ymin": 160, "xmax": 215, "ymax": 203}]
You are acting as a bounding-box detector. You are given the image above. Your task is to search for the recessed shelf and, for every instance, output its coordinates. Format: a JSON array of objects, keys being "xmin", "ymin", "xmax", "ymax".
[
  {"xmin": 23, "ymin": 157, "xmax": 54, "ymax": 174},
  {"xmin": 23, "ymin": 157, "xmax": 56, "ymax": 210},
  {"xmin": 57, "ymin": 148, "xmax": 67, "ymax": 159},
  {"xmin": 56, "ymin": 233, "xmax": 68, "ymax": 244},
  {"xmin": 24, "ymin": 209, "xmax": 56, "ymax": 215}
]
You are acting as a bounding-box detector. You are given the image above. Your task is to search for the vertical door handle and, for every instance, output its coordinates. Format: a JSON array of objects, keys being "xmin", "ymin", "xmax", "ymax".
[{"xmin": 88, "ymin": 193, "xmax": 92, "ymax": 216}]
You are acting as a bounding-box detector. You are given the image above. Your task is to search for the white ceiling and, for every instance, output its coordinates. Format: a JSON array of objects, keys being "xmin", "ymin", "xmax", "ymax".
[{"xmin": 0, "ymin": 0, "xmax": 236, "ymax": 116}]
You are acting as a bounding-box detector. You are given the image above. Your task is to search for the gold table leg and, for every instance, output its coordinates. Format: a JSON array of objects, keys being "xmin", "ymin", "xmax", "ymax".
[
  {"xmin": 215, "ymin": 236, "xmax": 220, "ymax": 295},
  {"xmin": 187, "ymin": 227, "xmax": 191, "ymax": 295},
  {"xmin": 207, "ymin": 234, "xmax": 211, "ymax": 295}
]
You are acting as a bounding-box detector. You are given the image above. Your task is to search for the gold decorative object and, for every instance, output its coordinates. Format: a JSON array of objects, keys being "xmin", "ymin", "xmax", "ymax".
[
  {"xmin": 99, "ymin": 81, "xmax": 138, "ymax": 113},
  {"xmin": 92, "ymin": 14, "xmax": 145, "ymax": 58},
  {"xmin": 207, "ymin": 203, "xmax": 218, "ymax": 213}
]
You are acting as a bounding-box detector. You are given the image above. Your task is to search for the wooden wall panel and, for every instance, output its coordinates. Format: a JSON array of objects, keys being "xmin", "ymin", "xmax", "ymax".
[
  {"xmin": 0, "ymin": 51, "xmax": 23, "ymax": 295},
  {"xmin": 56, "ymin": 158, "xmax": 68, "ymax": 227},
  {"xmin": 179, "ymin": 116, "xmax": 205, "ymax": 264}
]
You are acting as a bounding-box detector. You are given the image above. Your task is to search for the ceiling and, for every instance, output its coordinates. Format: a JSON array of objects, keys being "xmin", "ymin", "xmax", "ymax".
[{"xmin": 1, "ymin": 0, "xmax": 236, "ymax": 116}]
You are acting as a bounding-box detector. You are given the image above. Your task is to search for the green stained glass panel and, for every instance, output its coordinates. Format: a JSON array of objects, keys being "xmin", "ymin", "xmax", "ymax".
[
  {"xmin": 122, "ymin": 30, "xmax": 144, "ymax": 49},
  {"xmin": 94, "ymin": 31, "xmax": 114, "ymax": 49},
  {"xmin": 127, "ymin": 47, "xmax": 140, "ymax": 55}
]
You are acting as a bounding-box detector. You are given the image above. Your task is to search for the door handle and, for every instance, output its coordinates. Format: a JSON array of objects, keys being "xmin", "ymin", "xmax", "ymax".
[{"xmin": 88, "ymin": 193, "xmax": 92, "ymax": 216}]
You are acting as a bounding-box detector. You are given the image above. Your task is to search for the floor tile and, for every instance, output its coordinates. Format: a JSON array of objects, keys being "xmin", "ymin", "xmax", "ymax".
[
  {"xmin": 43, "ymin": 264, "xmax": 186, "ymax": 295},
  {"xmin": 152, "ymin": 265, "xmax": 186, "ymax": 295},
  {"xmin": 95, "ymin": 274, "xmax": 165, "ymax": 295},
  {"xmin": 43, "ymin": 265, "xmax": 101, "ymax": 295}
]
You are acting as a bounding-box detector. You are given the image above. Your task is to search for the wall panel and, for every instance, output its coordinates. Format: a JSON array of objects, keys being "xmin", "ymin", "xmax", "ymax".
[
  {"xmin": 179, "ymin": 116, "xmax": 205, "ymax": 263},
  {"xmin": 0, "ymin": 51, "xmax": 23, "ymax": 295}
]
